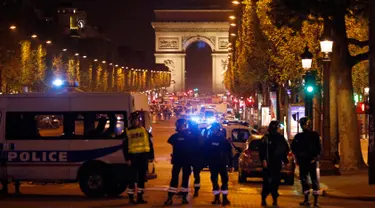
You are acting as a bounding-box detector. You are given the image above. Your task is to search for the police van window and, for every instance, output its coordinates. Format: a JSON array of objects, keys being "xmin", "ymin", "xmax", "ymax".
[
  {"xmin": 85, "ymin": 113, "xmax": 126, "ymax": 139},
  {"xmin": 6, "ymin": 112, "xmax": 63, "ymax": 139},
  {"xmin": 231, "ymin": 129, "xmax": 250, "ymax": 143}
]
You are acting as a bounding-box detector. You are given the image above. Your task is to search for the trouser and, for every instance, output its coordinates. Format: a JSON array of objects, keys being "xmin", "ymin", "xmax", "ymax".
[
  {"xmin": 167, "ymin": 164, "xmax": 191, "ymax": 195},
  {"xmin": 127, "ymin": 159, "xmax": 148, "ymax": 195},
  {"xmin": 192, "ymin": 164, "xmax": 203, "ymax": 190},
  {"xmin": 299, "ymin": 161, "xmax": 320, "ymax": 195},
  {"xmin": 261, "ymin": 165, "xmax": 281, "ymax": 199},
  {"xmin": 209, "ymin": 165, "xmax": 228, "ymax": 195}
]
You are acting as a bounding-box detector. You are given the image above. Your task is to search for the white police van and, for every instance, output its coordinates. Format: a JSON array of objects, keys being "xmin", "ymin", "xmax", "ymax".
[{"xmin": 0, "ymin": 92, "xmax": 155, "ymax": 197}]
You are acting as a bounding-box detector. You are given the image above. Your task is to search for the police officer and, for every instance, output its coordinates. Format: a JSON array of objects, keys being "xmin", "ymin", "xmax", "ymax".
[
  {"xmin": 291, "ymin": 117, "xmax": 321, "ymax": 207},
  {"xmin": 188, "ymin": 120, "xmax": 205, "ymax": 197},
  {"xmin": 259, "ymin": 121, "xmax": 290, "ymax": 207},
  {"xmin": 204, "ymin": 122, "xmax": 232, "ymax": 206},
  {"xmin": 164, "ymin": 118, "xmax": 192, "ymax": 205},
  {"xmin": 123, "ymin": 112, "xmax": 154, "ymax": 204}
]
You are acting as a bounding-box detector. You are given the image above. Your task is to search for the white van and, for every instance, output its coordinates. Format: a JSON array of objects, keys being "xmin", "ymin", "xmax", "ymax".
[{"xmin": 0, "ymin": 92, "xmax": 155, "ymax": 197}]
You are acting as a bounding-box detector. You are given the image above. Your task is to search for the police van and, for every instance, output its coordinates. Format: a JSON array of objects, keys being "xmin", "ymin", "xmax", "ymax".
[{"xmin": 0, "ymin": 92, "xmax": 155, "ymax": 197}]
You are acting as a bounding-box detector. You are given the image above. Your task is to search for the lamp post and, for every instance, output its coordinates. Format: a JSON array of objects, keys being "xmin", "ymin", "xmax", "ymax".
[
  {"xmin": 301, "ymin": 46, "xmax": 313, "ymax": 119},
  {"xmin": 319, "ymin": 24, "xmax": 339, "ymax": 175}
]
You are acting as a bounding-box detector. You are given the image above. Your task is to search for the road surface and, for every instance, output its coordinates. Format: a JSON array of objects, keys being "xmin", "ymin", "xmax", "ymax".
[{"xmin": 0, "ymin": 118, "xmax": 374, "ymax": 207}]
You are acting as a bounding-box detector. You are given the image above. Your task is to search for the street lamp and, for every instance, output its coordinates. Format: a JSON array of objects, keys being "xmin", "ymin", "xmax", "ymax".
[
  {"xmin": 320, "ymin": 33, "xmax": 333, "ymax": 59},
  {"xmin": 232, "ymin": 1, "xmax": 241, "ymax": 5},
  {"xmin": 230, "ymin": 23, "xmax": 236, "ymax": 27},
  {"xmin": 31, "ymin": 34, "xmax": 37, "ymax": 39},
  {"xmin": 229, "ymin": 15, "xmax": 236, "ymax": 20},
  {"xmin": 301, "ymin": 46, "xmax": 313, "ymax": 70},
  {"xmin": 46, "ymin": 40, "xmax": 52, "ymax": 44},
  {"xmin": 9, "ymin": 25, "xmax": 16, "ymax": 30}
]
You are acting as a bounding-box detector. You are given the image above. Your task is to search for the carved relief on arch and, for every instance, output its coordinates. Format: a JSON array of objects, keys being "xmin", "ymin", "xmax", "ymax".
[{"xmin": 182, "ymin": 35, "xmax": 216, "ymax": 51}]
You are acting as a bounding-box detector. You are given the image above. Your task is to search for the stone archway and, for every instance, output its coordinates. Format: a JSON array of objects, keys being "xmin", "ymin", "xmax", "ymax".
[{"xmin": 152, "ymin": 10, "xmax": 230, "ymax": 93}]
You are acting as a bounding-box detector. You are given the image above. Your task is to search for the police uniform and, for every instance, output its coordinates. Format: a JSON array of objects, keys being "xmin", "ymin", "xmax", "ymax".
[
  {"xmin": 291, "ymin": 130, "xmax": 321, "ymax": 206},
  {"xmin": 259, "ymin": 131, "xmax": 290, "ymax": 206},
  {"xmin": 123, "ymin": 126, "xmax": 154, "ymax": 204},
  {"xmin": 165, "ymin": 131, "xmax": 192, "ymax": 205},
  {"xmin": 189, "ymin": 122, "xmax": 205, "ymax": 197},
  {"xmin": 204, "ymin": 129, "xmax": 232, "ymax": 205}
]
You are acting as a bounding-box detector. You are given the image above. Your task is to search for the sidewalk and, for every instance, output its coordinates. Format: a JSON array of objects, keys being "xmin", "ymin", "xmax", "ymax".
[{"xmin": 320, "ymin": 169, "xmax": 375, "ymax": 201}]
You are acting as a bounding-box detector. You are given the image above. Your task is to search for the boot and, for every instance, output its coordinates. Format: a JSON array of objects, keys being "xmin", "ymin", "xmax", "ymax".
[
  {"xmin": 136, "ymin": 193, "xmax": 148, "ymax": 204},
  {"xmin": 164, "ymin": 192, "xmax": 174, "ymax": 205},
  {"xmin": 261, "ymin": 196, "xmax": 267, "ymax": 206},
  {"xmin": 128, "ymin": 194, "xmax": 136, "ymax": 204},
  {"xmin": 272, "ymin": 196, "xmax": 278, "ymax": 207},
  {"xmin": 222, "ymin": 194, "xmax": 230, "ymax": 206},
  {"xmin": 193, "ymin": 187, "xmax": 199, "ymax": 197},
  {"xmin": 313, "ymin": 195, "xmax": 319, "ymax": 208},
  {"xmin": 299, "ymin": 194, "xmax": 311, "ymax": 206},
  {"xmin": 211, "ymin": 194, "xmax": 221, "ymax": 205},
  {"xmin": 181, "ymin": 193, "xmax": 189, "ymax": 205}
]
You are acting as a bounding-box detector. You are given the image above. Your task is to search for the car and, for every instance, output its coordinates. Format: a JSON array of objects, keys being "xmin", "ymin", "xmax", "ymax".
[{"xmin": 238, "ymin": 138, "xmax": 295, "ymax": 185}]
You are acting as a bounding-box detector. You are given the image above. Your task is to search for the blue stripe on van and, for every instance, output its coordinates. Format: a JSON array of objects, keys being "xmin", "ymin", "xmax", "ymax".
[{"xmin": 4, "ymin": 144, "xmax": 123, "ymax": 163}]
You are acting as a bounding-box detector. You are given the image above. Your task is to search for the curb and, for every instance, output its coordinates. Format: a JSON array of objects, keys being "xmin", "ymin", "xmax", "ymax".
[{"xmin": 295, "ymin": 168, "xmax": 375, "ymax": 201}]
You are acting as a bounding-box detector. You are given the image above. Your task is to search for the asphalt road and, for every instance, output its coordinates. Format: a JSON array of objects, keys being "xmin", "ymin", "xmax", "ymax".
[{"xmin": 0, "ymin": 118, "xmax": 374, "ymax": 208}]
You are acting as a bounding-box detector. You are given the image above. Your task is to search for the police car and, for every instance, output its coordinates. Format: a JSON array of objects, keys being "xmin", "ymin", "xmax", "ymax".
[{"xmin": 0, "ymin": 92, "xmax": 155, "ymax": 197}]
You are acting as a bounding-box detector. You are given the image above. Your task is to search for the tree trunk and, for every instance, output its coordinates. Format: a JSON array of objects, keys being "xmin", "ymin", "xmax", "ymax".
[
  {"xmin": 329, "ymin": 56, "xmax": 340, "ymax": 162},
  {"xmin": 368, "ymin": 0, "xmax": 375, "ymax": 184},
  {"xmin": 331, "ymin": 10, "xmax": 365, "ymax": 172}
]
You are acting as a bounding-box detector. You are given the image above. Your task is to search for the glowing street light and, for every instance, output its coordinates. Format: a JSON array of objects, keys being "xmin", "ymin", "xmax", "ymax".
[
  {"xmin": 94, "ymin": 59, "xmax": 98, "ymax": 62},
  {"xmin": 46, "ymin": 40, "xmax": 52, "ymax": 44},
  {"xmin": 115, "ymin": 64, "xmax": 119, "ymax": 67},
  {"xmin": 109, "ymin": 63, "xmax": 113, "ymax": 66},
  {"xmin": 230, "ymin": 23, "xmax": 236, "ymax": 27},
  {"xmin": 9, "ymin": 25, "xmax": 16, "ymax": 30},
  {"xmin": 75, "ymin": 53, "xmax": 79, "ymax": 56},
  {"xmin": 230, "ymin": 33, "xmax": 236, "ymax": 37},
  {"xmin": 232, "ymin": 1, "xmax": 241, "ymax": 5},
  {"xmin": 102, "ymin": 60, "xmax": 106, "ymax": 64},
  {"xmin": 82, "ymin": 55, "xmax": 87, "ymax": 59},
  {"xmin": 62, "ymin": 48, "xmax": 67, "ymax": 52},
  {"xmin": 301, "ymin": 46, "xmax": 313, "ymax": 70},
  {"xmin": 229, "ymin": 15, "xmax": 236, "ymax": 20},
  {"xmin": 31, "ymin": 34, "xmax": 38, "ymax": 38}
]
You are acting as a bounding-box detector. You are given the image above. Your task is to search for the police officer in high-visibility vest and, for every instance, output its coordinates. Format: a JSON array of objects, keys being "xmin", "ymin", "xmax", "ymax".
[
  {"xmin": 164, "ymin": 118, "xmax": 192, "ymax": 205},
  {"xmin": 123, "ymin": 112, "xmax": 154, "ymax": 204},
  {"xmin": 291, "ymin": 117, "xmax": 322, "ymax": 208}
]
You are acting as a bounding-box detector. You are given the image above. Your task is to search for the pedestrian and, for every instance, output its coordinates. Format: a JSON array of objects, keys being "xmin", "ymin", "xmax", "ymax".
[
  {"xmin": 164, "ymin": 118, "xmax": 192, "ymax": 205},
  {"xmin": 204, "ymin": 122, "xmax": 232, "ymax": 206},
  {"xmin": 259, "ymin": 121, "xmax": 290, "ymax": 207},
  {"xmin": 188, "ymin": 120, "xmax": 205, "ymax": 197},
  {"xmin": 122, "ymin": 112, "xmax": 155, "ymax": 204},
  {"xmin": 291, "ymin": 117, "xmax": 322, "ymax": 207}
]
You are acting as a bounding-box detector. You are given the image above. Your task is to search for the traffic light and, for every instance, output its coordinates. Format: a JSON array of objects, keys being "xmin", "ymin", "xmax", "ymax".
[{"xmin": 304, "ymin": 71, "xmax": 316, "ymax": 96}]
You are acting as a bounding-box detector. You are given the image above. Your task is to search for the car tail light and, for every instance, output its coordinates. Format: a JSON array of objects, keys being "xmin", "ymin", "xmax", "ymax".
[{"xmin": 243, "ymin": 149, "xmax": 253, "ymax": 162}]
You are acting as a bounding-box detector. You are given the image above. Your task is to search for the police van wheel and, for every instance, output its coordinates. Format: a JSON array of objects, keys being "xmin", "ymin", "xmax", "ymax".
[
  {"xmin": 79, "ymin": 168, "xmax": 108, "ymax": 197},
  {"xmin": 107, "ymin": 182, "xmax": 128, "ymax": 197}
]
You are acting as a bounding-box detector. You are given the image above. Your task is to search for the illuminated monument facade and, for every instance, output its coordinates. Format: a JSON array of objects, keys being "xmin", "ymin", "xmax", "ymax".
[{"xmin": 152, "ymin": 9, "xmax": 231, "ymax": 93}]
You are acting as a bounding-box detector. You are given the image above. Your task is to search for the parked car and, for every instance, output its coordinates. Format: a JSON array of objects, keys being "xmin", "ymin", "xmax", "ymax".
[{"xmin": 238, "ymin": 138, "xmax": 295, "ymax": 185}]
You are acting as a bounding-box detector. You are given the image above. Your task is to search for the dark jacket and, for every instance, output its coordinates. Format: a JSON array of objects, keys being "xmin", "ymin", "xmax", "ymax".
[
  {"xmin": 204, "ymin": 133, "xmax": 233, "ymax": 167},
  {"xmin": 189, "ymin": 128, "xmax": 205, "ymax": 166},
  {"xmin": 168, "ymin": 131, "xmax": 193, "ymax": 165},
  {"xmin": 291, "ymin": 131, "xmax": 321, "ymax": 163},
  {"xmin": 259, "ymin": 132, "xmax": 290, "ymax": 167},
  {"xmin": 122, "ymin": 126, "xmax": 155, "ymax": 162}
]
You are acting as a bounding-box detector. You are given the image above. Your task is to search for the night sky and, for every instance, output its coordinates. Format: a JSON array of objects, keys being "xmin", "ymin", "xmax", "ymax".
[{"xmin": 34, "ymin": 0, "xmax": 230, "ymax": 92}]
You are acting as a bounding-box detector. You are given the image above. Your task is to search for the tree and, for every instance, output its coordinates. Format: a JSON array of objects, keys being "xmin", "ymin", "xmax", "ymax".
[
  {"xmin": 234, "ymin": 0, "xmax": 270, "ymax": 97},
  {"xmin": 268, "ymin": 0, "xmax": 368, "ymax": 172}
]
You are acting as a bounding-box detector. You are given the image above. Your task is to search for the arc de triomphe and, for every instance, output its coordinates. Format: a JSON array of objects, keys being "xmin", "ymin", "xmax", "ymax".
[{"xmin": 152, "ymin": 10, "xmax": 230, "ymax": 93}]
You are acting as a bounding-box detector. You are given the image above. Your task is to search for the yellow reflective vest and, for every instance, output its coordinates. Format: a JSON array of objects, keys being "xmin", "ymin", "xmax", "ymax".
[{"xmin": 126, "ymin": 127, "xmax": 151, "ymax": 154}]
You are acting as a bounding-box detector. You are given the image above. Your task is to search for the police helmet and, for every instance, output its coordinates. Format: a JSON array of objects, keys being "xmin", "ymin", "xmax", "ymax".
[
  {"xmin": 299, "ymin": 117, "xmax": 311, "ymax": 127},
  {"xmin": 129, "ymin": 112, "xmax": 141, "ymax": 122},
  {"xmin": 176, "ymin": 118, "xmax": 188, "ymax": 131},
  {"xmin": 210, "ymin": 122, "xmax": 222, "ymax": 131},
  {"xmin": 268, "ymin": 120, "xmax": 280, "ymax": 133}
]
